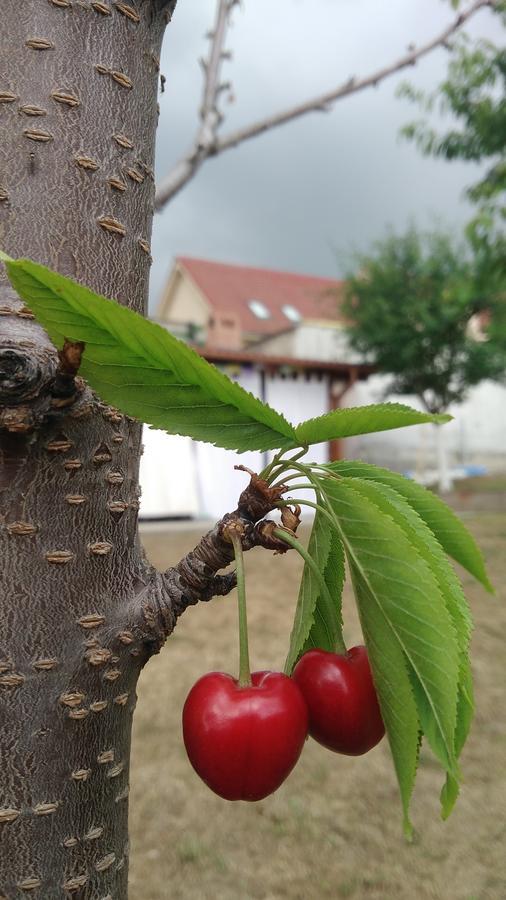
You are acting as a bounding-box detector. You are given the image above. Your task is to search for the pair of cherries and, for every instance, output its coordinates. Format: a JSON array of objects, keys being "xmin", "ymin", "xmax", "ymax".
[{"xmin": 182, "ymin": 646, "xmax": 385, "ymax": 801}]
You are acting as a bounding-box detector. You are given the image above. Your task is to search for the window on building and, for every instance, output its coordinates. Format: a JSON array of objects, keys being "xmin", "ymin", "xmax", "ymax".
[
  {"xmin": 248, "ymin": 299, "xmax": 271, "ymax": 320},
  {"xmin": 282, "ymin": 304, "xmax": 302, "ymax": 323}
]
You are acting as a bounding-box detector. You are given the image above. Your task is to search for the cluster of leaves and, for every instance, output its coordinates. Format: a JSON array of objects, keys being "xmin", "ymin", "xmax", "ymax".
[
  {"xmin": 399, "ymin": 1, "xmax": 506, "ymax": 271},
  {"xmin": 280, "ymin": 456, "xmax": 491, "ymax": 835},
  {"xmin": 0, "ymin": 252, "xmax": 492, "ymax": 834},
  {"xmin": 0, "ymin": 253, "xmax": 447, "ymax": 450},
  {"xmin": 341, "ymin": 226, "xmax": 506, "ymax": 413}
]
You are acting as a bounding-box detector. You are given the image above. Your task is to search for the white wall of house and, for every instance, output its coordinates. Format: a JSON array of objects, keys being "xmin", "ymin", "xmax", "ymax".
[
  {"xmin": 257, "ymin": 322, "xmax": 361, "ymax": 363},
  {"xmin": 159, "ymin": 267, "xmax": 209, "ymax": 327},
  {"xmin": 265, "ymin": 371, "xmax": 329, "ymax": 481},
  {"xmin": 140, "ymin": 368, "xmax": 263, "ymax": 520},
  {"xmin": 140, "ymin": 360, "xmax": 506, "ymax": 520},
  {"xmin": 342, "ymin": 375, "xmax": 506, "ymax": 475},
  {"xmin": 140, "ymin": 368, "xmax": 329, "ymax": 520},
  {"xmin": 139, "ymin": 429, "xmax": 200, "ymax": 518}
]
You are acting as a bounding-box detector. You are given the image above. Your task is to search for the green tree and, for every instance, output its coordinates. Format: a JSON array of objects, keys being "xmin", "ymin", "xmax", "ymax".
[
  {"xmin": 400, "ymin": 1, "xmax": 506, "ymax": 271},
  {"xmin": 342, "ymin": 226, "xmax": 506, "ymax": 489}
]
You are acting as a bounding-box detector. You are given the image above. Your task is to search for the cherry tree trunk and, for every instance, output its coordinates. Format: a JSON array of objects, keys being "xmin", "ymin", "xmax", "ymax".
[{"xmin": 0, "ymin": 2, "xmax": 176, "ymax": 896}]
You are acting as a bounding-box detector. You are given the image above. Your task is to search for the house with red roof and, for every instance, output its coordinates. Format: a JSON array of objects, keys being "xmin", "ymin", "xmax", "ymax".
[
  {"xmin": 155, "ymin": 255, "xmax": 373, "ymax": 458},
  {"xmin": 139, "ymin": 256, "xmax": 506, "ymax": 519},
  {"xmin": 156, "ymin": 255, "xmax": 355, "ymax": 360},
  {"xmin": 140, "ymin": 257, "xmax": 373, "ymax": 519}
]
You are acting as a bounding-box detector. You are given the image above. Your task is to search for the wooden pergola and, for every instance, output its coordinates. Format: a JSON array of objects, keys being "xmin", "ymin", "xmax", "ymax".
[{"xmin": 197, "ymin": 345, "xmax": 375, "ymax": 461}]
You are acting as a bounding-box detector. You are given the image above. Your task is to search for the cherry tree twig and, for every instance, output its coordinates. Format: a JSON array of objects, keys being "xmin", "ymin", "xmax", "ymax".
[
  {"xmin": 155, "ymin": 0, "xmax": 239, "ymax": 206},
  {"xmin": 154, "ymin": 0, "xmax": 497, "ymax": 211}
]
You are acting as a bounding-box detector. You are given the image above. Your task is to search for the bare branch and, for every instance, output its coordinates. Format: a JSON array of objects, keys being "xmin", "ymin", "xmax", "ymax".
[
  {"xmin": 154, "ymin": 0, "xmax": 496, "ymax": 211},
  {"xmin": 155, "ymin": 0, "xmax": 236, "ymax": 205},
  {"xmin": 122, "ymin": 471, "xmax": 292, "ymax": 657}
]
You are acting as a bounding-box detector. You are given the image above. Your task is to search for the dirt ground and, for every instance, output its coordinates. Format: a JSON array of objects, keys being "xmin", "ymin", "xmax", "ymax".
[{"xmin": 129, "ymin": 500, "xmax": 506, "ymax": 900}]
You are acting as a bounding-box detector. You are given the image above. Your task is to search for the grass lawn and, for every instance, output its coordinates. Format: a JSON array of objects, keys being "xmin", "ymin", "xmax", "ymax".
[{"xmin": 129, "ymin": 505, "xmax": 506, "ymax": 900}]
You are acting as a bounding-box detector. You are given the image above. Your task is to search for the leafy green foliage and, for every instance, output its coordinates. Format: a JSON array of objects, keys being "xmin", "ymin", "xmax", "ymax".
[
  {"xmin": 275, "ymin": 458, "xmax": 490, "ymax": 830},
  {"xmin": 295, "ymin": 403, "xmax": 450, "ymax": 445},
  {"xmin": 337, "ymin": 477, "xmax": 472, "ymax": 816},
  {"xmin": 302, "ymin": 528, "xmax": 345, "ymax": 656},
  {"xmin": 2, "ymin": 255, "xmax": 297, "ymax": 452},
  {"xmin": 399, "ymin": 8, "xmax": 506, "ymax": 271},
  {"xmin": 441, "ymin": 655, "xmax": 474, "ymax": 818},
  {"xmin": 342, "ymin": 227, "xmax": 506, "ymax": 412},
  {"xmin": 284, "ymin": 513, "xmax": 345, "ymax": 674},
  {"xmin": 348, "ymin": 559, "xmax": 422, "ymax": 837},
  {"xmin": 328, "ymin": 460, "xmax": 493, "ymax": 591},
  {"xmin": 322, "ymin": 477, "xmax": 460, "ymax": 777},
  {"xmin": 0, "ymin": 249, "xmax": 488, "ymax": 832},
  {"xmin": 0, "ymin": 253, "xmax": 454, "ymax": 451}
]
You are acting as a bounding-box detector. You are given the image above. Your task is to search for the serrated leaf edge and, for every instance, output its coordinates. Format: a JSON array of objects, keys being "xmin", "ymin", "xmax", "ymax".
[{"xmin": 323, "ymin": 478, "xmax": 460, "ymax": 779}]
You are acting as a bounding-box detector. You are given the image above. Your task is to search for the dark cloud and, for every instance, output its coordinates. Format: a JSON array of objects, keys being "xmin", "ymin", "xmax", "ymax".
[{"xmin": 150, "ymin": 0, "xmax": 497, "ymax": 310}]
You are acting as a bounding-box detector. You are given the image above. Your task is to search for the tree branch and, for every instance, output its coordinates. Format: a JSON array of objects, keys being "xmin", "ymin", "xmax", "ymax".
[
  {"xmin": 154, "ymin": 0, "xmax": 237, "ymax": 205},
  {"xmin": 121, "ymin": 471, "xmax": 294, "ymax": 658},
  {"xmin": 154, "ymin": 0, "xmax": 496, "ymax": 211},
  {"xmin": 200, "ymin": 0, "xmax": 237, "ymax": 142}
]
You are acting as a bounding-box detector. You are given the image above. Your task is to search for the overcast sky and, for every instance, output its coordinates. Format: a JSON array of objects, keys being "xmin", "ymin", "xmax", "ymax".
[{"xmin": 149, "ymin": 0, "xmax": 499, "ymax": 311}]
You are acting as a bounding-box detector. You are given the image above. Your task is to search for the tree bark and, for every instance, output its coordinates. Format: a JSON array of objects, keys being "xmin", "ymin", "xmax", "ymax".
[
  {"xmin": 0, "ymin": 2, "xmax": 175, "ymax": 896},
  {"xmin": 0, "ymin": 4, "xmax": 299, "ymax": 894}
]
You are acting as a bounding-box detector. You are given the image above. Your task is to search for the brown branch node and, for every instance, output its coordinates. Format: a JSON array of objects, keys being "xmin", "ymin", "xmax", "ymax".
[
  {"xmin": 234, "ymin": 466, "xmax": 288, "ymax": 520},
  {"xmin": 51, "ymin": 339, "xmax": 85, "ymax": 402},
  {"xmin": 143, "ymin": 471, "xmax": 292, "ymax": 640}
]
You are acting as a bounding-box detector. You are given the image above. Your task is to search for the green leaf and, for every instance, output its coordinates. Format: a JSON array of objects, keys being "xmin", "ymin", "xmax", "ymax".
[
  {"xmin": 441, "ymin": 655, "xmax": 474, "ymax": 818},
  {"xmin": 295, "ymin": 403, "xmax": 451, "ymax": 446},
  {"xmin": 2, "ymin": 257, "xmax": 298, "ymax": 453},
  {"xmin": 284, "ymin": 511, "xmax": 345, "ymax": 674},
  {"xmin": 453, "ymin": 656, "xmax": 474, "ymax": 762},
  {"xmin": 302, "ymin": 527, "xmax": 345, "ymax": 657},
  {"xmin": 341, "ymin": 477, "xmax": 472, "ymax": 655},
  {"xmin": 339, "ymin": 476, "xmax": 473, "ymax": 814},
  {"xmin": 349, "ymin": 562, "xmax": 421, "ymax": 838},
  {"xmin": 318, "ymin": 477, "xmax": 461, "ymax": 813},
  {"xmin": 327, "ymin": 460, "xmax": 493, "ymax": 592}
]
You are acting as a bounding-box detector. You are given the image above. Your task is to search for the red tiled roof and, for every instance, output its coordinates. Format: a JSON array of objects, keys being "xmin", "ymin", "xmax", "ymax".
[{"xmin": 177, "ymin": 256, "xmax": 345, "ymax": 337}]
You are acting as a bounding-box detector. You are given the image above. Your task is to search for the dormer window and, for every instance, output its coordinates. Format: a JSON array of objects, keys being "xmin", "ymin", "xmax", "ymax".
[
  {"xmin": 282, "ymin": 304, "xmax": 302, "ymax": 323},
  {"xmin": 248, "ymin": 299, "xmax": 271, "ymax": 320}
]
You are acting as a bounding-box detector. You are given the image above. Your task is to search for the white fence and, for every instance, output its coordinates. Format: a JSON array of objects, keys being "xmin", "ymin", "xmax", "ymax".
[
  {"xmin": 343, "ymin": 376, "xmax": 506, "ymax": 476},
  {"xmin": 140, "ymin": 369, "xmax": 506, "ymax": 520}
]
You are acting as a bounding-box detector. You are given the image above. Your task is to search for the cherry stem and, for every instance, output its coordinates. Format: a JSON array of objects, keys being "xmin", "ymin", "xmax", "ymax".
[
  {"xmin": 271, "ymin": 472, "xmax": 311, "ymax": 486},
  {"xmin": 229, "ymin": 530, "xmax": 252, "ymax": 687},
  {"xmin": 272, "ymin": 465, "xmax": 342, "ymax": 538},
  {"xmin": 276, "ymin": 481, "xmax": 317, "ymax": 492},
  {"xmin": 272, "ymin": 465, "xmax": 342, "ymax": 542},
  {"xmin": 260, "ymin": 446, "xmax": 309, "ymax": 484},
  {"xmin": 271, "ymin": 464, "xmax": 333, "ymax": 522},
  {"xmin": 273, "ymin": 527, "xmax": 347, "ymax": 661},
  {"xmin": 309, "ymin": 463, "xmax": 342, "ymax": 480},
  {"xmin": 258, "ymin": 450, "xmax": 283, "ymax": 483},
  {"xmin": 270, "ymin": 458, "xmax": 320, "ymax": 486}
]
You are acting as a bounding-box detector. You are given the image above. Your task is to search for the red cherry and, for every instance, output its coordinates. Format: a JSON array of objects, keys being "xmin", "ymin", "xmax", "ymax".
[
  {"xmin": 292, "ymin": 646, "xmax": 385, "ymax": 756},
  {"xmin": 182, "ymin": 670, "xmax": 308, "ymax": 801}
]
